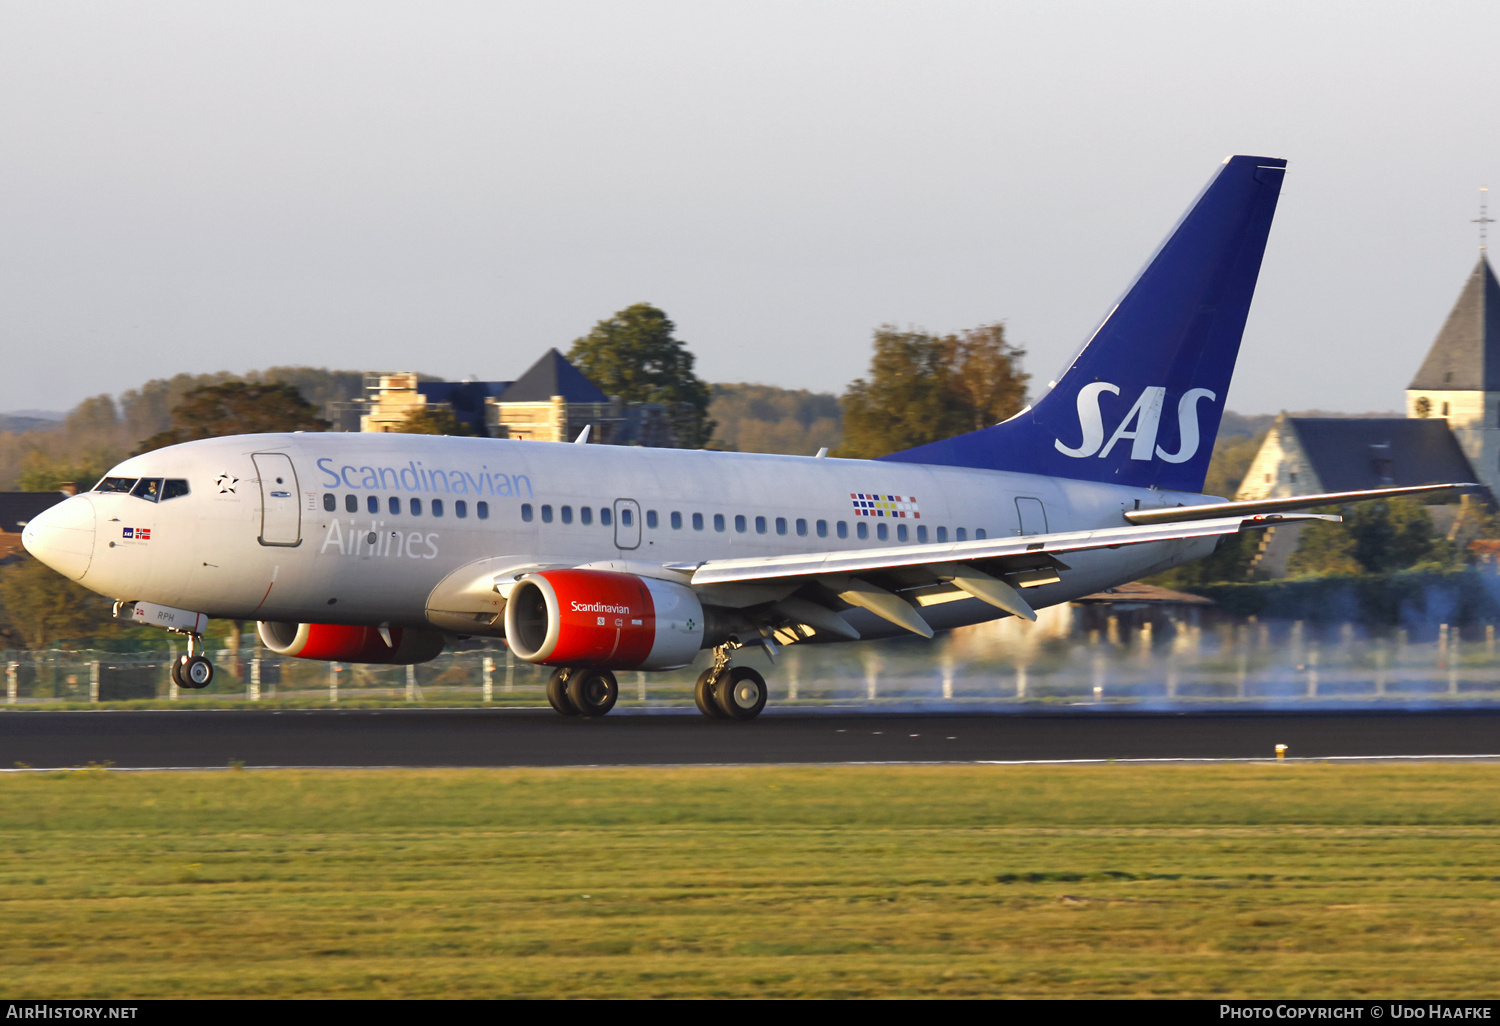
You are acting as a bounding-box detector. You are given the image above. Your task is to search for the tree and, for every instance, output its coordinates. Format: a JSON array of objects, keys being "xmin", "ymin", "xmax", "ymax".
[
  {"xmin": 136, "ymin": 381, "xmax": 329, "ymax": 454},
  {"xmin": 1288, "ymin": 498, "xmax": 1458, "ymax": 577},
  {"xmin": 394, "ymin": 406, "xmax": 475, "ymax": 436},
  {"xmin": 838, "ymin": 323, "xmax": 1029, "ymax": 458},
  {"xmin": 17, "ymin": 451, "xmax": 106, "ymax": 493},
  {"xmin": 0, "ymin": 554, "xmax": 118, "ymax": 649},
  {"xmin": 568, "ymin": 303, "xmax": 714, "ymax": 447}
]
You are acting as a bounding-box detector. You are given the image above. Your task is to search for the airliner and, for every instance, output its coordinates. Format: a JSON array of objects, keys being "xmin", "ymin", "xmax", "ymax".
[{"xmin": 22, "ymin": 155, "xmax": 1467, "ymax": 720}]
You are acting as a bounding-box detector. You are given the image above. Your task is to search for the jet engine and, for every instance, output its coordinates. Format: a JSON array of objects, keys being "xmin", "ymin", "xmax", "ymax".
[
  {"xmin": 504, "ymin": 569, "xmax": 705, "ymax": 670},
  {"xmin": 255, "ymin": 621, "xmax": 446, "ymax": 664}
]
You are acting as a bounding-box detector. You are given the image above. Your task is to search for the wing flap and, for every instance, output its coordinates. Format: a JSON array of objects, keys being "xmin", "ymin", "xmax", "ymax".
[{"xmin": 688, "ymin": 512, "xmax": 1336, "ymax": 587}]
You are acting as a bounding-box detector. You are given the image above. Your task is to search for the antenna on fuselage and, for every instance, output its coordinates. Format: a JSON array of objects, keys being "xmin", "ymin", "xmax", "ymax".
[{"xmin": 573, "ymin": 425, "xmax": 591, "ymax": 444}]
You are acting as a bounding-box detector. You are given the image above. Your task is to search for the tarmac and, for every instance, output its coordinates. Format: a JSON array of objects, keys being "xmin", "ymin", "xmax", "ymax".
[{"xmin": 2, "ymin": 706, "xmax": 1499, "ymax": 769}]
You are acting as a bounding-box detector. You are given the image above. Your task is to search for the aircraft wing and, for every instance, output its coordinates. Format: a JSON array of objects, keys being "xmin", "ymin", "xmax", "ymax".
[
  {"xmin": 1122, "ymin": 482, "xmax": 1477, "ymax": 526},
  {"xmin": 670, "ymin": 512, "xmax": 1335, "ymax": 640}
]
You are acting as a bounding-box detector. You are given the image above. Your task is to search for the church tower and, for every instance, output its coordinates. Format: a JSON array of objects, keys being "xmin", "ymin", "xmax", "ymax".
[{"xmin": 1405, "ymin": 254, "xmax": 1500, "ymax": 499}]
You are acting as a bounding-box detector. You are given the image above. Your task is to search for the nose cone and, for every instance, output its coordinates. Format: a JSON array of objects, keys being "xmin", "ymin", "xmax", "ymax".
[{"xmin": 22, "ymin": 495, "xmax": 96, "ymax": 581}]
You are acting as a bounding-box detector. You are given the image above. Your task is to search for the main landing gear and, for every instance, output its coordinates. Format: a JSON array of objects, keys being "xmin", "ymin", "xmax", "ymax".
[
  {"xmin": 694, "ymin": 642, "xmax": 768, "ymax": 721},
  {"xmin": 543, "ymin": 646, "xmax": 769, "ymax": 721},
  {"xmin": 546, "ymin": 667, "xmax": 619, "ymax": 718},
  {"xmin": 170, "ymin": 633, "xmax": 214, "ymax": 690}
]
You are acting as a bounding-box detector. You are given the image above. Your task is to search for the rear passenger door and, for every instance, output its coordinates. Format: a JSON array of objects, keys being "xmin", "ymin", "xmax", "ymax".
[{"xmin": 1015, "ymin": 496, "xmax": 1048, "ymax": 537}]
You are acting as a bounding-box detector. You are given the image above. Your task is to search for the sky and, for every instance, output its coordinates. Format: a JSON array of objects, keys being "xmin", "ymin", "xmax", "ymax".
[{"xmin": 3, "ymin": 1, "xmax": 1498, "ymax": 417}]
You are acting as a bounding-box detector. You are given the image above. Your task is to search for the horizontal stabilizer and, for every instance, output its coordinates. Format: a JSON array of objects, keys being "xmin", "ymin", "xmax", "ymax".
[{"xmin": 1123, "ymin": 482, "xmax": 1478, "ymax": 526}]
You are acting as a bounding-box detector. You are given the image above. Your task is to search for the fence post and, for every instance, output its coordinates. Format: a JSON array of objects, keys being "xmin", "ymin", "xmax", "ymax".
[
  {"xmin": 861, "ymin": 651, "xmax": 880, "ymax": 702},
  {"xmin": 1016, "ymin": 663, "xmax": 1028, "ymax": 700},
  {"xmin": 250, "ymin": 656, "xmax": 262, "ymax": 701},
  {"xmin": 1307, "ymin": 646, "xmax": 1319, "ymax": 698},
  {"xmin": 1375, "ymin": 641, "xmax": 1387, "ymax": 697},
  {"xmin": 635, "ymin": 670, "xmax": 646, "ymax": 702},
  {"xmin": 326, "ymin": 662, "xmax": 337, "ymax": 704},
  {"xmin": 504, "ymin": 648, "xmax": 515, "ymax": 693},
  {"xmin": 1439, "ymin": 623, "xmax": 1450, "ymax": 669},
  {"xmin": 787, "ymin": 649, "xmax": 800, "ymax": 701},
  {"xmin": 89, "ymin": 660, "xmax": 100, "ymax": 703},
  {"xmin": 406, "ymin": 664, "xmax": 417, "ymax": 702},
  {"xmin": 6, "ymin": 661, "xmax": 16, "ymax": 704},
  {"xmin": 168, "ymin": 640, "xmax": 179, "ymax": 701},
  {"xmin": 482, "ymin": 655, "xmax": 494, "ymax": 703},
  {"xmin": 940, "ymin": 656, "xmax": 954, "ymax": 700},
  {"xmin": 1091, "ymin": 649, "xmax": 1106, "ymax": 702},
  {"xmin": 1488, "ymin": 624, "xmax": 1495, "ymax": 659},
  {"xmin": 1449, "ymin": 636, "xmax": 1460, "ymax": 695}
]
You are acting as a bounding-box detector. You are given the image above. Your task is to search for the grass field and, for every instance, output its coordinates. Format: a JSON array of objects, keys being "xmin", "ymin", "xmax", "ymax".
[{"xmin": 2, "ymin": 763, "xmax": 1498, "ymax": 998}]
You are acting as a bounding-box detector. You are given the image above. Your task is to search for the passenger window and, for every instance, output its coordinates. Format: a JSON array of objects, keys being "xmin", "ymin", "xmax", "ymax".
[
  {"xmin": 836, "ymin": 521, "xmax": 848, "ymax": 539},
  {"xmin": 541, "ymin": 504, "xmax": 553, "ymax": 523},
  {"xmin": 162, "ymin": 479, "xmax": 190, "ymax": 500},
  {"xmin": 796, "ymin": 518, "xmax": 807, "ymax": 537},
  {"xmin": 735, "ymin": 515, "xmax": 747, "ymax": 533},
  {"xmin": 389, "ymin": 496, "xmax": 401, "ymax": 515},
  {"xmin": 897, "ymin": 524, "xmax": 908, "ymax": 542},
  {"xmin": 132, "ymin": 478, "xmax": 164, "ymax": 503},
  {"xmin": 877, "ymin": 523, "xmax": 888, "ymax": 541},
  {"xmin": 455, "ymin": 500, "xmax": 467, "ymax": 518},
  {"xmin": 560, "ymin": 505, "xmax": 573, "ymax": 524},
  {"xmin": 956, "ymin": 528, "xmax": 967, "ymax": 541},
  {"xmin": 936, "ymin": 526, "xmax": 947, "ymax": 543},
  {"xmin": 714, "ymin": 514, "xmax": 726, "ymax": 532},
  {"xmin": 816, "ymin": 520, "xmax": 827, "ymax": 538},
  {"xmin": 646, "ymin": 510, "xmax": 658, "ymax": 529},
  {"xmin": 976, "ymin": 528, "xmax": 987, "ymax": 540},
  {"xmin": 521, "ymin": 504, "xmax": 533, "ymax": 522},
  {"xmin": 856, "ymin": 523, "xmax": 868, "ymax": 540},
  {"xmin": 776, "ymin": 517, "xmax": 788, "ymax": 535},
  {"xmin": 600, "ymin": 507, "xmax": 612, "ymax": 526},
  {"xmin": 411, "ymin": 498, "xmax": 423, "ymax": 516},
  {"xmin": 581, "ymin": 506, "xmax": 592, "ymax": 525},
  {"xmin": 916, "ymin": 525, "xmax": 927, "ymax": 543},
  {"xmin": 432, "ymin": 499, "xmax": 444, "ymax": 517},
  {"xmin": 367, "ymin": 495, "xmax": 379, "ymax": 514},
  {"xmin": 323, "ymin": 493, "xmax": 336, "ymax": 512},
  {"xmin": 344, "ymin": 494, "xmax": 357, "ymax": 513},
  {"xmin": 671, "ymin": 511, "xmax": 683, "ymax": 530},
  {"xmin": 477, "ymin": 501, "xmax": 489, "ymax": 520},
  {"xmin": 621, "ymin": 508, "xmax": 633, "ymax": 527},
  {"xmin": 755, "ymin": 516, "xmax": 767, "ymax": 534}
]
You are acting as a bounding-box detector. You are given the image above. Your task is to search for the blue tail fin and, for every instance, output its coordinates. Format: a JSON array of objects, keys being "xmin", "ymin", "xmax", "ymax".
[{"xmin": 880, "ymin": 155, "xmax": 1287, "ymax": 493}]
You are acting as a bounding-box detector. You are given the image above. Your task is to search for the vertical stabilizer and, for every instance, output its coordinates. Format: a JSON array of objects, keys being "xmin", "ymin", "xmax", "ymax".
[{"xmin": 881, "ymin": 155, "xmax": 1287, "ymax": 493}]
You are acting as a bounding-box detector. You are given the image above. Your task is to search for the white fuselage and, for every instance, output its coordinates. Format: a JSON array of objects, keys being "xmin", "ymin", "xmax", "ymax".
[{"xmin": 43, "ymin": 432, "xmax": 1219, "ymax": 642}]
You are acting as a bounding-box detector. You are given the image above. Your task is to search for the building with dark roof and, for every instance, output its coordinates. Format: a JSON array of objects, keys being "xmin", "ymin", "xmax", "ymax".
[
  {"xmin": 1405, "ymin": 254, "xmax": 1500, "ymax": 498},
  {"xmin": 0, "ymin": 492, "xmax": 67, "ymax": 560},
  {"xmin": 1238, "ymin": 254, "xmax": 1497, "ymax": 504},
  {"xmin": 345, "ymin": 350, "xmax": 700, "ymax": 447}
]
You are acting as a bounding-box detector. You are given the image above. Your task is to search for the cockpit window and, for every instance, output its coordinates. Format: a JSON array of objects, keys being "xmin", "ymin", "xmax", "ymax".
[
  {"xmin": 162, "ymin": 479, "xmax": 190, "ymax": 500},
  {"xmin": 131, "ymin": 478, "xmax": 164, "ymax": 503},
  {"xmin": 95, "ymin": 477, "xmax": 137, "ymax": 494}
]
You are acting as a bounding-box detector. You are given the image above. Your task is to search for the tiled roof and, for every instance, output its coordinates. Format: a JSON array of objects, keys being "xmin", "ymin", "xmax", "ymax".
[{"xmin": 1409, "ymin": 255, "xmax": 1500, "ymax": 390}]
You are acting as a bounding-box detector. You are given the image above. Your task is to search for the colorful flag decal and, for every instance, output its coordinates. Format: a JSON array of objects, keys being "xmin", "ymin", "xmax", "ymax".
[{"xmin": 849, "ymin": 493, "xmax": 921, "ymax": 518}]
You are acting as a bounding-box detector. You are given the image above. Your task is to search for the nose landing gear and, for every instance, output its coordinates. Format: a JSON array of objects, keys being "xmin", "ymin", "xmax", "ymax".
[{"xmin": 170, "ymin": 630, "xmax": 214, "ymax": 690}]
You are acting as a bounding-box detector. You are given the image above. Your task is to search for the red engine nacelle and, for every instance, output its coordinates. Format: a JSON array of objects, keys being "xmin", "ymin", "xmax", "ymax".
[
  {"xmin": 504, "ymin": 569, "xmax": 705, "ymax": 670},
  {"xmin": 255, "ymin": 621, "xmax": 446, "ymax": 664}
]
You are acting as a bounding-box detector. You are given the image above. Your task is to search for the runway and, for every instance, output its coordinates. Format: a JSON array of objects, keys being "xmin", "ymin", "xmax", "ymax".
[{"xmin": 2, "ymin": 706, "xmax": 1499, "ymax": 769}]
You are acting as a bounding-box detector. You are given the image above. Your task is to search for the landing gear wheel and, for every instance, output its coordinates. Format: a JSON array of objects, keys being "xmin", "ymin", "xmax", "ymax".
[
  {"xmin": 170, "ymin": 658, "xmax": 187, "ymax": 689},
  {"xmin": 547, "ymin": 668, "xmax": 579, "ymax": 716},
  {"xmin": 694, "ymin": 668, "xmax": 728, "ymax": 719},
  {"xmin": 566, "ymin": 668, "xmax": 618, "ymax": 718},
  {"xmin": 179, "ymin": 655, "xmax": 214, "ymax": 690},
  {"xmin": 717, "ymin": 666, "xmax": 767, "ymax": 721}
]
